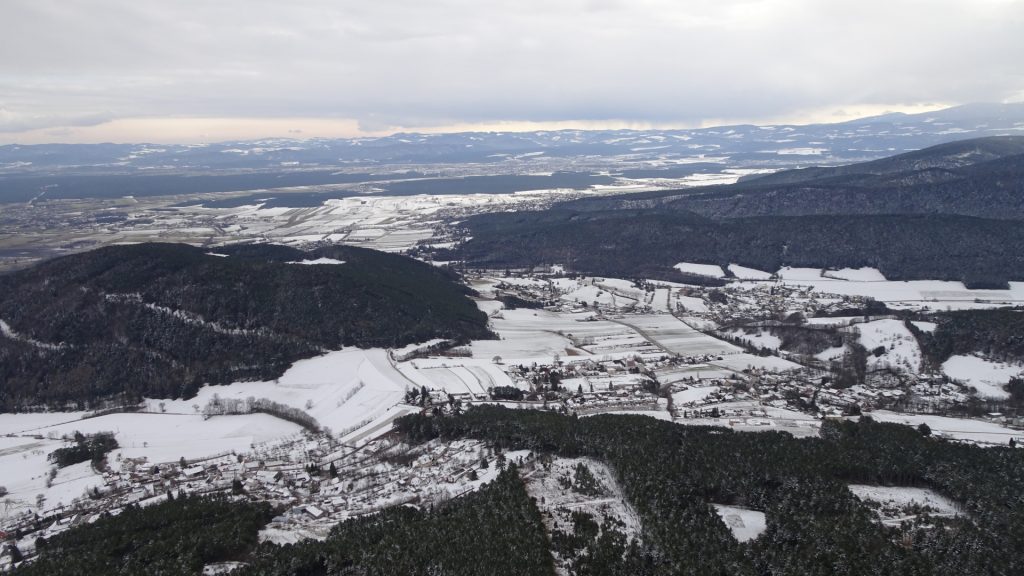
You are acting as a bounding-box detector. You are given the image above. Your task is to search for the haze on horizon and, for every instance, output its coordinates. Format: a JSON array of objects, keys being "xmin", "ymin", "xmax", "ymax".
[{"xmin": 1, "ymin": 0, "xmax": 1023, "ymax": 145}]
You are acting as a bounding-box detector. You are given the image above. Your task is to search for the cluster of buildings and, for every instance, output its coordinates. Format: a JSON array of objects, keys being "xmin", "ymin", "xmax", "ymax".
[{"xmin": 0, "ymin": 430, "xmax": 528, "ymax": 563}]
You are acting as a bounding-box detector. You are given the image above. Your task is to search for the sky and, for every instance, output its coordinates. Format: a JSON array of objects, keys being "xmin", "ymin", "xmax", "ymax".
[{"xmin": 1, "ymin": 0, "xmax": 1023, "ymax": 144}]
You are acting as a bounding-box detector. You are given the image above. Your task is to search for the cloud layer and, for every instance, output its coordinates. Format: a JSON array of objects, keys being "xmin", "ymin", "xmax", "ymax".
[{"xmin": 2, "ymin": 0, "xmax": 1022, "ymax": 141}]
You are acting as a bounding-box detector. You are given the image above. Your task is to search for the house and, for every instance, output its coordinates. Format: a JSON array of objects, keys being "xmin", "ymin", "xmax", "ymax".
[
  {"xmin": 182, "ymin": 465, "xmax": 205, "ymax": 479},
  {"xmin": 256, "ymin": 470, "xmax": 284, "ymax": 484}
]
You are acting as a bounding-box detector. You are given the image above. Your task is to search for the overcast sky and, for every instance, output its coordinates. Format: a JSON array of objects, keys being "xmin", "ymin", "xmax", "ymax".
[{"xmin": 1, "ymin": 0, "xmax": 1022, "ymax": 143}]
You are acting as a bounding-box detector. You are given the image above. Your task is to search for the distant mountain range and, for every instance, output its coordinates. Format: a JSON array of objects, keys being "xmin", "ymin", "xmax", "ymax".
[
  {"xmin": 2, "ymin": 102, "xmax": 1023, "ymax": 177},
  {"xmin": 1, "ymin": 102, "xmax": 1022, "ymax": 207},
  {"xmin": 0, "ymin": 243, "xmax": 491, "ymax": 411},
  {"xmin": 442, "ymin": 136, "xmax": 1024, "ymax": 286}
]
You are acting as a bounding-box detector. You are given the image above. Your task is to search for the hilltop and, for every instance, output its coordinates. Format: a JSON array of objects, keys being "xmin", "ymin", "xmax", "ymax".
[{"xmin": 0, "ymin": 243, "xmax": 491, "ymax": 411}]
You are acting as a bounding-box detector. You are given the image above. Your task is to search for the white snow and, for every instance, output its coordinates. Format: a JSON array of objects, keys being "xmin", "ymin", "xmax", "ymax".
[
  {"xmin": 43, "ymin": 461, "xmax": 104, "ymax": 511},
  {"xmin": 855, "ymin": 319, "xmax": 922, "ymax": 373},
  {"xmin": 730, "ymin": 330, "xmax": 782, "ymax": 350},
  {"xmin": 673, "ymin": 386, "xmax": 719, "ymax": 405},
  {"xmin": 822, "ymin": 267, "xmax": 887, "ymax": 282},
  {"xmin": 806, "ymin": 316, "xmax": 862, "ymax": 327},
  {"xmin": 613, "ymin": 315, "xmax": 740, "ymax": 356},
  {"xmin": 868, "ymin": 411, "xmax": 1020, "ymax": 445},
  {"xmin": 41, "ymin": 413, "xmax": 304, "ymax": 464},
  {"xmin": 561, "ymin": 284, "xmax": 625, "ymax": 308},
  {"xmin": 152, "ymin": 349, "xmax": 409, "ymax": 437},
  {"xmin": 0, "ymin": 319, "xmax": 65, "ymax": 350},
  {"xmin": 775, "ymin": 147, "xmax": 827, "ymax": 155},
  {"xmin": 392, "ymin": 338, "xmax": 448, "ymax": 359},
  {"xmin": 816, "ymin": 346, "xmax": 846, "ymax": 362},
  {"xmin": 203, "ymin": 562, "xmax": 247, "ymax": 575},
  {"xmin": 397, "ymin": 360, "xmax": 514, "ymax": 397},
  {"xmin": 910, "ymin": 321, "xmax": 937, "ymax": 332},
  {"xmin": 776, "ymin": 267, "xmax": 823, "ymax": 281},
  {"xmin": 469, "ymin": 308, "xmax": 648, "ymax": 363},
  {"xmin": 0, "ymin": 436, "xmax": 63, "ymax": 518},
  {"xmin": 728, "ymin": 264, "xmax": 773, "ymax": 280},
  {"xmin": 712, "ymin": 353, "xmax": 801, "ymax": 372},
  {"xmin": 942, "ymin": 355, "xmax": 1022, "ymax": 399},
  {"xmin": 675, "ymin": 295, "xmax": 709, "ymax": 313},
  {"xmin": 286, "ymin": 257, "xmax": 346, "ymax": 265},
  {"xmin": 674, "ymin": 262, "xmax": 725, "ymax": 278},
  {"xmin": 712, "ymin": 504, "xmax": 767, "ymax": 542},
  {"xmin": 0, "ymin": 412, "xmax": 88, "ymax": 435},
  {"xmin": 848, "ymin": 484, "xmax": 960, "ymax": 525},
  {"xmin": 848, "ymin": 485, "xmax": 959, "ymax": 514}
]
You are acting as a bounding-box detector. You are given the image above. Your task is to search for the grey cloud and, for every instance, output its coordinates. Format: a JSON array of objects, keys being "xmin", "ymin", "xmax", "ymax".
[
  {"xmin": 0, "ymin": 106, "xmax": 113, "ymax": 133},
  {"xmin": 1, "ymin": 0, "xmax": 1022, "ymax": 136}
]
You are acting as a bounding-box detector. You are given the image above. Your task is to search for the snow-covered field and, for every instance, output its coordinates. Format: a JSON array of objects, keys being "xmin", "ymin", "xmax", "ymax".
[
  {"xmin": 941, "ymin": 355, "xmax": 1022, "ymax": 399},
  {"xmin": 42, "ymin": 462, "xmax": 105, "ymax": 513},
  {"xmin": 560, "ymin": 283, "xmax": 629, "ymax": 308},
  {"xmin": 855, "ymin": 319, "xmax": 922, "ymax": 373},
  {"xmin": 0, "ymin": 412, "xmax": 88, "ymax": 435},
  {"xmin": 776, "ymin": 267, "xmax": 825, "ymax": 281},
  {"xmin": 848, "ymin": 484, "xmax": 960, "ymax": 526},
  {"xmin": 397, "ymin": 359, "xmax": 514, "ymax": 397},
  {"xmin": 613, "ymin": 314, "xmax": 740, "ymax": 356},
  {"xmin": 43, "ymin": 413, "xmax": 303, "ymax": 464},
  {"xmin": 469, "ymin": 308, "xmax": 652, "ymax": 363},
  {"xmin": 712, "ymin": 504, "xmax": 767, "ymax": 542},
  {"xmin": 674, "ymin": 262, "xmax": 725, "ymax": 278},
  {"xmin": 712, "ymin": 353, "xmax": 802, "ymax": 372},
  {"xmin": 868, "ymin": 411, "xmax": 1020, "ymax": 445},
  {"xmin": 0, "ymin": 436, "xmax": 64, "ymax": 519},
  {"xmin": 150, "ymin": 349, "xmax": 409, "ymax": 437},
  {"xmin": 910, "ymin": 321, "xmax": 937, "ymax": 332},
  {"xmin": 729, "ymin": 329, "xmax": 782, "ymax": 351},
  {"xmin": 728, "ymin": 264, "xmax": 773, "ymax": 280},
  {"xmin": 673, "ymin": 385, "xmax": 720, "ymax": 405},
  {"xmin": 737, "ymin": 277, "xmax": 1024, "ymax": 309},
  {"xmin": 822, "ymin": 267, "xmax": 887, "ymax": 282}
]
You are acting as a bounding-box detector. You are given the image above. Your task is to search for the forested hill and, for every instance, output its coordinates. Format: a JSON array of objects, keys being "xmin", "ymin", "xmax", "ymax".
[
  {"xmin": 0, "ymin": 243, "xmax": 492, "ymax": 411},
  {"xmin": 444, "ymin": 210, "xmax": 1024, "ymax": 287},
  {"xmin": 739, "ymin": 135, "xmax": 1024, "ymax": 187},
  {"xmin": 566, "ymin": 136, "xmax": 1024, "ymax": 220},
  {"xmin": 442, "ymin": 136, "xmax": 1024, "ymax": 284}
]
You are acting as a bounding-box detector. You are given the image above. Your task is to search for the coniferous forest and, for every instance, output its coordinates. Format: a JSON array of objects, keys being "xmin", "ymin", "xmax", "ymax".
[
  {"xmin": 443, "ymin": 210, "xmax": 1024, "ymax": 288},
  {"xmin": 15, "ymin": 496, "xmax": 273, "ymax": 575},
  {"xmin": 911, "ymin": 308, "xmax": 1024, "ymax": 368},
  {"xmin": 395, "ymin": 406, "xmax": 1024, "ymax": 576}
]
